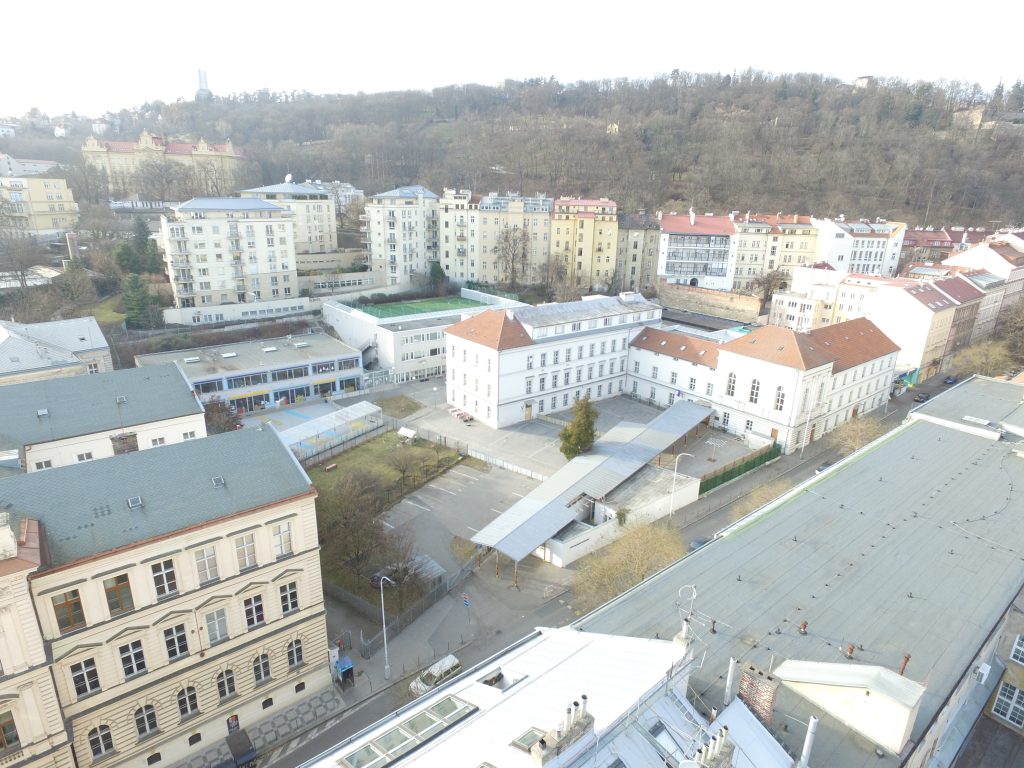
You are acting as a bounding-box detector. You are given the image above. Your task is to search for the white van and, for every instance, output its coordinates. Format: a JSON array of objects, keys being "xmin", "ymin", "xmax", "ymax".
[{"xmin": 409, "ymin": 654, "xmax": 462, "ymax": 696}]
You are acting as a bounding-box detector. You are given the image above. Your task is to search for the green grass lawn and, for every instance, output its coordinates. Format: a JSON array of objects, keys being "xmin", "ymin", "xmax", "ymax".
[
  {"xmin": 79, "ymin": 294, "xmax": 126, "ymax": 327},
  {"xmin": 354, "ymin": 296, "xmax": 485, "ymax": 318}
]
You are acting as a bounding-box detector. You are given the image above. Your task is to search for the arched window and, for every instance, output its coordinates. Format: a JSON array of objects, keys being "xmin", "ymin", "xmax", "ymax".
[
  {"xmin": 726, "ymin": 373, "xmax": 736, "ymax": 397},
  {"xmin": 135, "ymin": 705, "xmax": 157, "ymax": 737},
  {"xmin": 177, "ymin": 687, "xmax": 199, "ymax": 718},
  {"xmin": 217, "ymin": 670, "xmax": 236, "ymax": 700},
  {"xmin": 774, "ymin": 386, "xmax": 785, "ymax": 411},
  {"xmin": 89, "ymin": 725, "xmax": 113, "ymax": 757},
  {"xmin": 287, "ymin": 640, "xmax": 303, "ymax": 668},
  {"xmin": 749, "ymin": 379, "xmax": 760, "ymax": 404},
  {"xmin": 253, "ymin": 654, "xmax": 271, "ymax": 683}
]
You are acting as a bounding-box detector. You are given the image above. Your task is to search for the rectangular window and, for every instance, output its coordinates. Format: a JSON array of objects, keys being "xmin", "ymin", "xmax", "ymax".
[
  {"xmin": 71, "ymin": 658, "xmax": 100, "ymax": 696},
  {"xmin": 633, "ymin": 361, "xmax": 639, "ymax": 374},
  {"xmin": 272, "ymin": 523, "xmax": 293, "ymax": 558},
  {"xmin": 195, "ymin": 546, "xmax": 219, "ymax": 584},
  {"xmin": 994, "ymin": 681, "xmax": 1024, "ymax": 727},
  {"xmin": 119, "ymin": 640, "xmax": 147, "ymax": 678},
  {"xmin": 1012, "ymin": 635, "xmax": 1024, "ymax": 665},
  {"xmin": 774, "ymin": 386, "xmax": 786, "ymax": 411},
  {"xmin": 706, "ymin": 382, "xmax": 714, "ymax": 396},
  {"xmin": 745, "ymin": 419, "xmax": 754, "ymax": 432},
  {"xmin": 280, "ymin": 582, "xmax": 299, "ymax": 614},
  {"xmin": 104, "ymin": 574, "xmax": 134, "ymax": 616},
  {"xmin": 0, "ymin": 711, "xmax": 20, "ymax": 752},
  {"xmin": 53, "ymin": 590, "xmax": 86, "ymax": 633},
  {"xmin": 165, "ymin": 624, "xmax": 189, "ymax": 660},
  {"xmin": 244, "ymin": 595, "xmax": 265, "ymax": 628},
  {"xmin": 152, "ymin": 560, "xmax": 177, "ymax": 598},
  {"xmin": 76, "ymin": 452, "xmax": 93, "ymax": 462},
  {"xmin": 206, "ymin": 608, "xmax": 228, "ymax": 644},
  {"xmin": 34, "ymin": 460, "xmax": 52, "ymax": 471},
  {"xmin": 670, "ymin": 372, "xmax": 678, "ymax": 385},
  {"xmin": 151, "ymin": 437, "xmax": 166, "ymax": 447},
  {"xmin": 652, "ymin": 366, "xmax": 659, "ymax": 380},
  {"xmin": 182, "ymin": 431, "xmax": 196, "ymax": 440},
  {"xmin": 236, "ymin": 533, "xmax": 257, "ymax": 571}
]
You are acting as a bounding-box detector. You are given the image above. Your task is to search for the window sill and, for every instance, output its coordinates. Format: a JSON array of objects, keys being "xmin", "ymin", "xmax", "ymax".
[
  {"xmin": 179, "ymin": 711, "xmax": 201, "ymax": 725},
  {"xmin": 246, "ymin": 622, "xmax": 265, "ymax": 631},
  {"xmin": 288, "ymin": 661, "xmax": 306, "ymax": 672},
  {"xmin": 156, "ymin": 592, "xmax": 179, "ymax": 603},
  {"xmin": 218, "ymin": 693, "xmax": 238, "ymax": 705},
  {"xmin": 124, "ymin": 670, "xmax": 148, "ymax": 681},
  {"xmin": 137, "ymin": 729, "xmax": 161, "ymax": 744},
  {"xmin": 76, "ymin": 689, "xmax": 102, "ymax": 702},
  {"xmin": 167, "ymin": 653, "xmax": 190, "ymax": 664},
  {"xmin": 208, "ymin": 637, "xmax": 230, "ymax": 648},
  {"xmin": 91, "ymin": 750, "xmax": 119, "ymax": 765},
  {"xmin": 254, "ymin": 676, "xmax": 273, "ymax": 688}
]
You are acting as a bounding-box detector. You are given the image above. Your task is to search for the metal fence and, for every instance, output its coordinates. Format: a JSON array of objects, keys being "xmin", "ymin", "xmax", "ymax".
[
  {"xmin": 294, "ymin": 420, "xmax": 388, "ymax": 466},
  {"xmin": 698, "ymin": 442, "xmax": 782, "ymax": 494}
]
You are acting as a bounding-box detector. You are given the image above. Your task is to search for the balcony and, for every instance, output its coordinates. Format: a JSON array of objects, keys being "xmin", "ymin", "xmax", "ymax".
[
  {"xmin": 359, "ymin": 225, "xmax": 368, "ymax": 233},
  {"xmin": 359, "ymin": 213, "xmax": 370, "ymax": 221},
  {"xmin": 171, "ymin": 259, "xmax": 190, "ymax": 268},
  {"xmin": 177, "ymin": 287, "xmax": 195, "ymax": 297},
  {"xmin": 456, "ymin": 234, "xmax": 466, "ymax": 242}
]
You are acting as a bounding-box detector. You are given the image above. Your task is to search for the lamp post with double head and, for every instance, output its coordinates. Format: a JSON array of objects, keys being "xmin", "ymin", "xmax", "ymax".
[{"xmin": 379, "ymin": 575, "xmax": 396, "ymax": 680}]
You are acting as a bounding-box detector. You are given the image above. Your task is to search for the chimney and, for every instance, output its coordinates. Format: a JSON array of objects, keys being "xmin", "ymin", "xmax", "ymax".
[
  {"xmin": 799, "ymin": 620, "xmax": 808, "ymax": 635},
  {"xmin": 729, "ymin": 211, "xmax": 735, "ymax": 222},
  {"xmin": 798, "ymin": 716, "xmax": 819, "ymax": 768},
  {"xmin": 845, "ymin": 643, "xmax": 855, "ymax": 660},
  {"xmin": 737, "ymin": 664, "xmax": 780, "ymax": 727},
  {"xmin": 564, "ymin": 707, "xmax": 572, "ymax": 734},
  {"xmin": 689, "ymin": 207, "xmax": 695, "ymax": 226},
  {"xmin": 745, "ymin": 210, "xmax": 750, "ymax": 223},
  {"xmin": 580, "ymin": 694, "xmax": 588, "ymax": 719},
  {"xmin": 900, "ymin": 653, "xmax": 911, "ymax": 676},
  {"xmin": 794, "ymin": 214, "xmax": 799, "ymax": 224},
  {"xmin": 572, "ymin": 700, "xmax": 580, "ymax": 726},
  {"xmin": 724, "ymin": 657, "xmax": 738, "ymax": 706}
]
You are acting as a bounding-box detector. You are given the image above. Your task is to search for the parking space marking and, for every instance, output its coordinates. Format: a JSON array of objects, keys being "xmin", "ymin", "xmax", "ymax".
[
  {"xmin": 382, "ymin": 521, "xmax": 394, "ymax": 529},
  {"xmin": 451, "ymin": 470, "xmax": 478, "ymax": 480},
  {"xmin": 403, "ymin": 499, "xmax": 431, "ymax": 512},
  {"xmin": 512, "ymin": 492, "xmax": 525, "ymax": 498},
  {"xmin": 466, "ymin": 526, "xmax": 479, "ymax": 532},
  {"xmin": 430, "ymin": 486, "xmax": 457, "ymax": 496}
]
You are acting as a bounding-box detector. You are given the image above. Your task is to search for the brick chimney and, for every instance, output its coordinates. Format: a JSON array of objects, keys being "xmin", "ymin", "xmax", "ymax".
[{"xmin": 737, "ymin": 664, "xmax": 780, "ymax": 727}]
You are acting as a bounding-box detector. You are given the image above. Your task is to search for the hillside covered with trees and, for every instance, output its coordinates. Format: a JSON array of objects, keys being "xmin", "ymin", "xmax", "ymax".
[{"xmin": 5, "ymin": 71, "xmax": 1024, "ymax": 225}]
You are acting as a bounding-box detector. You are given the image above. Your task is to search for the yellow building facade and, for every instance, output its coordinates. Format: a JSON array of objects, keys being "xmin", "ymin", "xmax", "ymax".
[
  {"xmin": 82, "ymin": 131, "xmax": 251, "ymax": 199},
  {"xmin": 0, "ymin": 177, "xmax": 79, "ymax": 241},
  {"xmin": 551, "ymin": 197, "xmax": 618, "ymax": 291}
]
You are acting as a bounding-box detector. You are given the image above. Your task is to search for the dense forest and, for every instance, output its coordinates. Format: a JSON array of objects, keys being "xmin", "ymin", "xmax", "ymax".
[{"xmin": 5, "ymin": 71, "xmax": 1024, "ymax": 225}]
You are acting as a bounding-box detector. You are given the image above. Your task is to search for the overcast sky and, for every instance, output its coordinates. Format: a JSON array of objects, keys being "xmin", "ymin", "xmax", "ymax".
[{"xmin": 5, "ymin": 1, "xmax": 1020, "ymax": 118}]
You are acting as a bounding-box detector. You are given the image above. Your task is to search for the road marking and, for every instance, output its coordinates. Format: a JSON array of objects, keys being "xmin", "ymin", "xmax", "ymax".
[
  {"xmin": 451, "ymin": 470, "xmax": 477, "ymax": 480},
  {"xmin": 404, "ymin": 500, "xmax": 431, "ymax": 512},
  {"xmin": 490, "ymin": 508, "xmax": 503, "ymax": 514},
  {"xmin": 431, "ymin": 486, "xmax": 457, "ymax": 495},
  {"xmin": 512, "ymin": 492, "xmax": 525, "ymax": 498},
  {"xmin": 466, "ymin": 526, "xmax": 479, "ymax": 532}
]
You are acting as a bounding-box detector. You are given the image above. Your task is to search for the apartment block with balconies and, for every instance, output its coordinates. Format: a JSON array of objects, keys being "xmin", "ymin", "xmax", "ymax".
[
  {"xmin": 238, "ymin": 182, "xmax": 338, "ymax": 256},
  {"xmin": 160, "ymin": 198, "xmax": 297, "ymax": 310},
  {"xmin": 364, "ymin": 186, "xmax": 439, "ymax": 289}
]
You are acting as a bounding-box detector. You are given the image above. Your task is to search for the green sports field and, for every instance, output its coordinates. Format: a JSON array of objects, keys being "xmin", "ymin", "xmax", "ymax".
[{"xmin": 354, "ymin": 296, "xmax": 487, "ymax": 318}]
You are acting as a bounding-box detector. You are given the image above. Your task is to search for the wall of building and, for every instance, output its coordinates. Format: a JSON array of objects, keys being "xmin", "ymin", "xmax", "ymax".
[
  {"xmin": 24, "ymin": 412, "xmax": 208, "ymax": 472},
  {"xmin": 33, "ymin": 495, "xmax": 330, "ymax": 768},
  {"xmin": 658, "ymin": 280, "xmax": 762, "ymax": 322},
  {"xmin": 0, "ymin": 362, "xmax": 91, "ymax": 388},
  {"xmin": 162, "ymin": 297, "xmax": 313, "ymax": 326}
]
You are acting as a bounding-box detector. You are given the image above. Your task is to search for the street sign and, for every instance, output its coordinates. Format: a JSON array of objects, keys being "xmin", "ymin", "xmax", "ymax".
[{"xmin": 463, "ymin": 593, "xmax": 470, "ymax": 607}]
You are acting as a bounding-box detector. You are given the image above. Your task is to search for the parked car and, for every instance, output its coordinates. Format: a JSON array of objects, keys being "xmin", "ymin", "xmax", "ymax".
[
  {"xmin": 815, "ymin": 460, "xmax": 835, "ymax": 475},
  {"xmin": 688, "ymin": 536, "xmax": 711, "ymax": 553},
  {"xmin": 409, "ymin": 654, "xmax": 462, "ymax": 696},
  {"xmin": 943, "ymin": 375, "xmax": 958, "ymax": 385},
  {"xmin": 913, "ymin": 392, "xmax": 931, "ymax": 403}
]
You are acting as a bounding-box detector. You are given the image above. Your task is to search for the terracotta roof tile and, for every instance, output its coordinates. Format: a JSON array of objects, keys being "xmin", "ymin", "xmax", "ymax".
[
  {"xmin": 934, "ymin": 276, "xmax": 984, "ymax": 304},
  {"xmin": 720, "ymin": 325, "xmax": 834, "ymax": 371},
  {"xmin": 629, "ymin": 327, "xmax": 719, "ymax": 368},
  {"xmin": 445, "ymin": 310, "xmax": 533, "ymax": 351},
  {"xmin": 660, "ymin": 213, "xmax": 737, "ymax": 236},
  {"xmin": 807, "ymin": 318, "xmax": 899, "ymax": 374}
]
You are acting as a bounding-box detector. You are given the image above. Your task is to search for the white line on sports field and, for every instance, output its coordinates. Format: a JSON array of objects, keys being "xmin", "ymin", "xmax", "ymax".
[
  {"xmin": 451, "ymin": 470, "xmax": 477, "ymax": 480},
  {"xmin": 404, "ymin": 500, "xmax": 431, "ymax": 512}
]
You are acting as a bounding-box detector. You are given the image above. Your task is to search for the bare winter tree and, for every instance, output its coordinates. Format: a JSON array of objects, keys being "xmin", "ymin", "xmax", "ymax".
[{"xmin": 494, "ymin": 223, "xmax": 530, "ymax": 291}]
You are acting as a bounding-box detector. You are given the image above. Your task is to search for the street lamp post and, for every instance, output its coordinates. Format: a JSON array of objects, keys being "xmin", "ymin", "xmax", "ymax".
[
  {"xmin": 669, "ymin": 453, "xmax": 695, "ymax": 517},
  {"xmin": 379, "ymin": 576, "xmax": 395, "ymax": 680}
]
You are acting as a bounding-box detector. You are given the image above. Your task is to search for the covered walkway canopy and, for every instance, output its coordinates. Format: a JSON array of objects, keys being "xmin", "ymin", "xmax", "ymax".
[{"xmin": 472, "ymin": 400, "xmax": 712, "ymax": 561}]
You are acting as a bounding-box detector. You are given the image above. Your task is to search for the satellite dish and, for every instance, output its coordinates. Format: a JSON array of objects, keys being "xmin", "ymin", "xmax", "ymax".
[{"xmin": 285, "ymin": 173, "xmax": 293, "ymax": 183}]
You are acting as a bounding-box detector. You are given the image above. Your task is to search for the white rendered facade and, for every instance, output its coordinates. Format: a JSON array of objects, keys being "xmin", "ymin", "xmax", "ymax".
[
  {"xmin": 657, "ymin": 210, "xmax": 737, "ymax": 291},
  {"xmin": 160, "ymin": 198, "xmax": 298, "ymax": 309},
  {"xmin": 811, "ymin": 217, "xmax": 906, "ymax": 276},
  {"xmin": 445, "ymin": 294, "xmax": 661, "ymax": 428},
  {"xmin": 363, "ymin": 185, "xmax": 439, "ymax": 289},
  {"xmin": 239, "ymin": 182, "xmax": 338, "ymax": 255}
]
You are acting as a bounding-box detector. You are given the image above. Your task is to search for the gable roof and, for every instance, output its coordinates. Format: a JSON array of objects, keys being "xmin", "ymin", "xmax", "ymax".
[
  {"xmin": 933, "ymin": 275, "xmax": 984, "ymax": 304},
  {"xmin": 0, "ymin": 364, "xmax": 202, "ymax": 451},
  {"xmin": 903, "ymin": 282, "xmax": 956, "ymax": 312},
  {"xmin": 0, "ymin": 317, "xmax": 109, "ymax": 377},
  {"xmin": 445, "ymin": 310, "xmax": 533, "ymax": 351},
  {"xmin": 630, "ymin": 327, "xmax": 720, "ymax": 368},
  {"xmin": 0, "ymin": 428, "xmax": 312, "ymax": 570},
  {"xmin": 719, "ymin": 325, "xmax": 834, "ymax": 371},
  {"xmin": 807, "ymin": 318, "xmax": 899, "ymax": 374},
  {"xmin": 660, "ymin": 213, "xmax": 736, "ymax": 236}
]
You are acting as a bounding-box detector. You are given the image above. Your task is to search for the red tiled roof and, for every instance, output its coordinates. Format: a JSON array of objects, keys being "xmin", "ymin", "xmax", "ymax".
[
  {"xmin": 630, "ymin": 327, "xmax": 719, "ymax": 368},
  {"xmin": 934, "ymin": 275, "xmax": 984, "ymax": 304},
  {"xmin": 660, "ymin": 213, "xmax": 736, "ymax": 236},
  {"xmin": 720, "ymin": 326, "xmax": 835, "ymax": 371},
  {"xmin": 807, "ymin": 318, "xmax": 900, "ymax": 374},
  {"xmin": 445, "ymin": 310, "xmax": 533, "ymax": 351},
  {"xmin": 903, "ymin": 283, "xmax": 956, "ymax": 311},
  {"xmin": 989, "ymin": 242, "xmax": 1024, "ymax": 267}
]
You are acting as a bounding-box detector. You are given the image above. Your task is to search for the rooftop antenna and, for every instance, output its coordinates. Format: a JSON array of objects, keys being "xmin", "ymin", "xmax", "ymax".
[{"xmin": 677, "ymin": 584, "xmax": 697, "ymax": 631}]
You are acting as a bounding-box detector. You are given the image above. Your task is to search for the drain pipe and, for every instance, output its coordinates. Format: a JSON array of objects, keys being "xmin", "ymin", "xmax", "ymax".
[
  {"xmin": 798, "ymin": 716, "xmax": 819, "ymax": 768},
  {"xmin": 724, "ymin": 657, "xmax": 737, "ymax": 706}
]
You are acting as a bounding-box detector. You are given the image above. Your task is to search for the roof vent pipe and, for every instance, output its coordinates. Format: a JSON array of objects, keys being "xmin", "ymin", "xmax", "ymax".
[
  {"xmin": 580, "ymin": 694, "xmax": 588, "ymax": 719},
  {"xmin": 689, "ymin": 207, "xmax": 695, "ymax": 226},
  {"xmin": 798, "ymin": 716, "xmax": 819, "ymax": 768},
  {"xmin": 724, "ymin": 657, "xmax": 737, "ymax": 706},
  {"xmin": 572, "ymin": 700, "xmax": 580, "ymax": 726},
  {"xmin": 900, "ymin": 653, "xmax": 912, "ymax": 676},
  {"xmin": 564, "ymin": 707, "xmax": 572, "ymax": 734}
]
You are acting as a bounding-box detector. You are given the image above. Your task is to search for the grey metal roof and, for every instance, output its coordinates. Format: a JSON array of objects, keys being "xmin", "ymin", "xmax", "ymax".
[
  {"xmin": 911, "ymin": 375, "xmax": 1024, "ymax": 436},
  {"xmin": 0, "ymin": 317, "xmax": 109, "ymax": 376},
  {"xmin": 371, "ymin": 185, "xmax": 439, "ymax": 201},
  {"xmin": 576, "ymin": 413, "xmax": 1024, "ymax": 767},
  {"xmin": 135, "ymin": 333, "xmax": 359, "ymax": 377},
  {"xmin": 240, "ymin": 182, "xmax": 330, "ymax": 198},
  {"xmin": 513, "ymin": 295, "xmax": 660, "ymax": 329},
  {"xmin": 0, "ymin": 428, "xmax": 312, "ymax": 569},
  {"xmin": 0, "ymin": 364, "xmax": 202, "ymax": 450},
  {"xmin": 962, "ymin": 271, "xmax": 1005, "ymax": 290},
  {"xmin": 176, "ymin": 198, "xmax": 287, "ymax": 212},
  {"xmin": 472, "ymin": 401, "xmax": 712, "ymax": 560}
]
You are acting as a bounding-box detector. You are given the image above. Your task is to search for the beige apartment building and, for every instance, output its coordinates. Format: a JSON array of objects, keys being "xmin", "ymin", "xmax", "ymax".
[
  {"xmin": 238, "ymin": 182, "xmax": 338, "ymax": 257},
  {"xmin": 0, "ymin": 177, "xmax": 79, "ymax": 241},
  {"xmin": 551, "ymin": 197, "xmax": 618, "ymax": 291},
  {"xmin": 614, "ymin": 212, "xmax": 659, "ymax": 293},
  {"xmin": 0, "ymin": 428, "xmax": 329, "ymax": 768},
  {"xmin": 82, "ymin": 131, "xmax": 250, "ymax": 198},
  {"xmin": 160, "ymin": 198, "xmax": 298, "ymax": 310},
  {"xmin": 477, "ymin": 191, "xmax": 553, "ymax": 287},
  {"xmin": 0, "ymin": 514, "xmax": 76, "ymax": 768}
]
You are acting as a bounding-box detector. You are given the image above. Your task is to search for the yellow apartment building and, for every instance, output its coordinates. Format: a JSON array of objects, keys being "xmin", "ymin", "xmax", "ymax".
[
  {"xmin": 0, "ymin": 177, "xmax": 79, "ymax": 241},
  {"xmin": 551, "ymin": 197, "xmax": 618, "ymax": 291}
]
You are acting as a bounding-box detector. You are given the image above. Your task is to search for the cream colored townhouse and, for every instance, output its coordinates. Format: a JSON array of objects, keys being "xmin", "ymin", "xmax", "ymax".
[
  {"xmin": 0, "ymin": 428, "xmax": 329, "ymax": 767},
  {"xmin": 551, "ymin": 198, "xmax": 618, "ymax": 292}
]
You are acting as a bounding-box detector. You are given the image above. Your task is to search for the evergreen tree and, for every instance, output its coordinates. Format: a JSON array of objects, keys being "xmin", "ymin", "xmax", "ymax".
[
  {"xmin": 559, "ymin": 395, "xmax": 597, "ymax": 460},
  {"xmin": 121, "ymin": 274, "xmax": 161, "ymax": 329}
]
